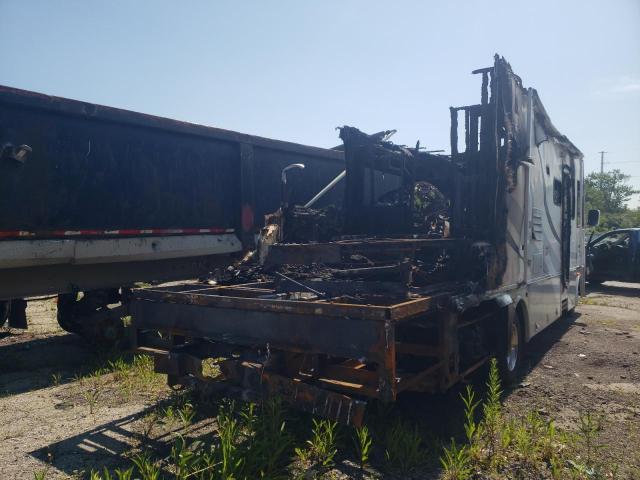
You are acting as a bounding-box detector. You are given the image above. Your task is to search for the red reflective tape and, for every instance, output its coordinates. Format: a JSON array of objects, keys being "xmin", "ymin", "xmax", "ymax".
[
  {"xmin": 0, "ymin": 230, "xmax": 36, "ymax": 238},
  {"xmin": 0, "ymin": 228, "xmax": 235, "ymax": 239}
]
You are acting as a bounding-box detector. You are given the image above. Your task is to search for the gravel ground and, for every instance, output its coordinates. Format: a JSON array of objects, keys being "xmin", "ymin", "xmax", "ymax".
[{"xmin": 0, "ymin": 282, "xmax": 638, "ymax": 479}]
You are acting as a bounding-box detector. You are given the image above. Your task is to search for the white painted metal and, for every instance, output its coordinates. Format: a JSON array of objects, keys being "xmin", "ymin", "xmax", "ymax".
[
  {"xmin": 0, "ymin": 234, "xmax": 242, "ymax": 270},
  {"xmin": 503, "ymin": 88, "xmax": 584, "ymax": 341}
]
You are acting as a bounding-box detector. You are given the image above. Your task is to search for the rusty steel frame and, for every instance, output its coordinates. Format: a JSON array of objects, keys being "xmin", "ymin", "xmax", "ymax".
[{"xmin": 131, "ymin": 279, "xmax": 465, "ymax": 425}]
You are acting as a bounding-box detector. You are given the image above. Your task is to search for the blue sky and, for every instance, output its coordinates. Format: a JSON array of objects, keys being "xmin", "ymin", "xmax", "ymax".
[{"xmin": 2, "ymin": 0, "xmax": 639, "ymax": 206}]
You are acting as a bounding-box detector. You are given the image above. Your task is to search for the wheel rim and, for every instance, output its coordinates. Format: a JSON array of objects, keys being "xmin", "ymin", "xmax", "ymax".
[{"xmin": 506, "ymin": 317, "xmax": 519, "ymax": 372}]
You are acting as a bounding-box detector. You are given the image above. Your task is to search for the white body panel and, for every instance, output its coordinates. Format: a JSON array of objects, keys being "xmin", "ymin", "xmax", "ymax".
[
  {"xmin": 500, "ymin": 89, "xmax": 584, "ymax": 341},
  {"xmin": 0, "ymin": 234, "xmax": 242, "ymax": 269}
]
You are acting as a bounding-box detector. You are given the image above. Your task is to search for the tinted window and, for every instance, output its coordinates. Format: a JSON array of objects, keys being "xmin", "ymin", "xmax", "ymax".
[{"xmin": 553, "ymin": 178, "xmax": 562, "ymax": 206}]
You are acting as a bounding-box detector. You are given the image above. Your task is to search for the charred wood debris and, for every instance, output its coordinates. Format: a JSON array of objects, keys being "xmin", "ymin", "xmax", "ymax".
[{"xmin": 205, "ymin": 126, "xmax": 483, "ymax": 305}]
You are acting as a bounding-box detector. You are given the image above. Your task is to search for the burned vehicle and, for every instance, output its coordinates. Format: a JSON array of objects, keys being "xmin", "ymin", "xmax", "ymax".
[
  {"xmin": 587, "ymin": 228, "xmax": 640, "ymax": 284},
  {"xmin": 130, "ymin": 56, "xmax": 591, "ymax": 425}
]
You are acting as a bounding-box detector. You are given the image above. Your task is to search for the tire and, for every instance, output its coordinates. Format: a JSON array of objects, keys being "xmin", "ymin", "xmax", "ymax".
[
  {"xmin": 0, "ymin": 301, "xmax": 10, "ymax": 327},
  {"xmin": 497, "ymin": 309, "xmax": 524, "ymax": 385},
  {"xmin": 57, "ymin": 293, "xmax": 81, "ymax": 334}
]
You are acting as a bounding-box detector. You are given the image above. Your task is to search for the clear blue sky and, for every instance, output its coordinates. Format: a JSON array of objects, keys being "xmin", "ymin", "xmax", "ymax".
[{"xmin": 2, "ymin": 0, "xmax": 639, "ymax": 206}]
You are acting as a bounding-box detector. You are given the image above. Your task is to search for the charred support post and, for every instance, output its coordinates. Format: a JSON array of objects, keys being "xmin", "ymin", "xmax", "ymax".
[
  {"xmin": 240, "ymin": 143, "xmax": 256, "ymax": 248},
  {"xmin": 378, "ymin": 320, "xmax": 397, "ymax": 402},
  {"xmin": 438, "ymin": 309, "xmax": 459, "ymax": 389},
  {"xmin": 344, "ymin": 145, "xmax": 366, "ymax": 234}
]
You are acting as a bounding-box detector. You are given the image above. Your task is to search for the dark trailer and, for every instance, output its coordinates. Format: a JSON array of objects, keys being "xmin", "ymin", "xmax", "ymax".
[{"xmin": 0, "ymin": 85, "xmax": 344, "ymax": 331}]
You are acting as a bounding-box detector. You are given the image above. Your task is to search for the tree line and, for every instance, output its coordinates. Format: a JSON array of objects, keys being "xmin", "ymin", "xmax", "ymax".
[{"xmin": 585, "ymin": 169, "xmax": 640, "ymax": 231}]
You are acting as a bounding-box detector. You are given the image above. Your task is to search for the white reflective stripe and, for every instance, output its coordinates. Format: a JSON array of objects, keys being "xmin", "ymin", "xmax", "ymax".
[{"xmin": 0, "ymin": 234, "xmax": 242, "ymax": 269}]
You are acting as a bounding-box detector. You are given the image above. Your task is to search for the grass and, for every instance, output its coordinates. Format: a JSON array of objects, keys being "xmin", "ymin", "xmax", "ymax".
[
  {"xmin": 71, "ymin": 353, "xmax": 166, "ymax": 412},
  {"xmin": 34, "ymin": 354, "xmax": 628, "ymax": 479},
  {"xmin": 438, "ymin": 358, "xmax": 621, "ymax": 480},
  {"xmin": 50, "ymin": 372, "xmax": 62, "ymax": 386},
  {"xmin": 384, "ymin": 419, "xmax": 425, "ymax": 473},
  {"xmin": 352, "ymin": 425, "xmax": 373, "ymax": 472},
  {"xmin": 295, "ymin": 418, "xmax": 339, "ymax": 470},
  {"xmin": 580, "ymin": 296, "xmax": 635, "ymax": 310}
]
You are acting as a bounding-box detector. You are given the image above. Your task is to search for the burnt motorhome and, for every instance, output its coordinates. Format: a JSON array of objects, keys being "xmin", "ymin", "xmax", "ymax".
[{"xmin": 130, "ymin": 56, "xmax": 593, "ymax": 425}]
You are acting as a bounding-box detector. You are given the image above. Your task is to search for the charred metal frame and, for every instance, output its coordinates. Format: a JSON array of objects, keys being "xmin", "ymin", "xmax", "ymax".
[{"xmin": 131, "ymin": 275, "xmax": 471, "ymax": 426}]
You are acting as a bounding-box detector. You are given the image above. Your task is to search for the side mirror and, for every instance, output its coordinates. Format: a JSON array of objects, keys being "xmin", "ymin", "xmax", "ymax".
[{"xmin": 587, "ymin": 209, "xmax": 600, "ymax": 227}]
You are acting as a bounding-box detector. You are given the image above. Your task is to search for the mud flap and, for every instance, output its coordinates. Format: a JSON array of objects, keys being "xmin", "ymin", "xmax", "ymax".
[{"xmin": 8, "ymin": 299, "xmax": 27, "ymax": 329}]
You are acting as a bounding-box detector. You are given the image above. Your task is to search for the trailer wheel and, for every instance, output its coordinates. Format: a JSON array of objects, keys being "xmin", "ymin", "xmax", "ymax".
[
  {"xmin": 0, "ymin": 301, "xmax": 10, "ymax": 327},
  {"xmin": 57, "ymin": 293, "xmax": 82, "ymax": 334},
  {"xmin": 497, "ymin": 308, "xmax": 523, "ymax": 385}
]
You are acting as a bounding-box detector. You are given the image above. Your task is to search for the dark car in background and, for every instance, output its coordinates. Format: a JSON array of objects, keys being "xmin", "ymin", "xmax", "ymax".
[{"xmin": 587, "ymin": 228, "xmax": 640, "ymax": 284}]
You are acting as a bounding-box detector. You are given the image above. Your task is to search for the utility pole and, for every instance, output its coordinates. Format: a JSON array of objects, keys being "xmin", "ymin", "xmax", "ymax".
[{"xmin": 598, "ymin": 151, "xmax": 607, "ymax": 173}]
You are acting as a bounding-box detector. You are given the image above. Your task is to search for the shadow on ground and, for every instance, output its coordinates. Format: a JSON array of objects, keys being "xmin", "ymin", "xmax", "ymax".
[
  {"xmin": 30, "ymin": 407, "xmax": 158, "ymax": 474},
  {"xmin": 0, "ymin": 332, "xmax": 130, "ymax": 397},
  {"xmin": 586, "ymin": 281, "xmax": 640, "ymax": 298}
]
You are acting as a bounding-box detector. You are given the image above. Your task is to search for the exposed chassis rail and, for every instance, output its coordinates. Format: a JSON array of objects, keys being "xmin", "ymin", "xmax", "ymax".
[{"xmin": 130, "ymin": 278, "xmax": 487, "ymax": 426}]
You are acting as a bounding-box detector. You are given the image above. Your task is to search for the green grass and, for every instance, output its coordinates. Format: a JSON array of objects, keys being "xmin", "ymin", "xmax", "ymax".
[
  {"xmin": 37, "ymin": 355, "xmax": 627, "ymax": 479},
  {"xmin": 438, "ymin": 358, "xmax": 621, "ymax": 480}
]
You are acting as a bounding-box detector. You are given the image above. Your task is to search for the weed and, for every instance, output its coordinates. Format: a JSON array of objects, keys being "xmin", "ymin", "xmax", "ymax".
[
  {"xmin": 177, "ymin": 401, "xmax": 196, "ymax": 430},
  {"xmin": 459, "ymin": 384, "xmax": 484, "ymax": 463},
  {"xmin": 33, "ymin": 469, "xmax": 48, "ymax": 480},
  {"xmin": 576, "ymin": 410, "xmax": 604, "ymax": 468},
  {"xmin": 131, "ymin": 451, "xmax": 161, "ymax": 480},
  {"xmin": 512, "ymin": 422, "xmax": 532, "ymax": 461},
  {"xmin": 89, "ymin": 467, "xmax": 133, "ymax": 480},
  {"xmin": 82, "ymin": 385, "xmax": 101, "ymax": 416},
  {"xmin": 216, "ymin": 400, "xmax": 244, "ymax": 477},
  {"xmin": 107, "ymin": 357, "xmax": 129, "ymax": 379},
  {"xmin": 161, "ymin": 404, "xmax": 177, "ymax": 427},
  {"xmin": 114, "ymin": 467, "xmax": 134, "ymax": 480},
  {"xmin": 139, "ymin": 410, "xmax": 160, "ymax": 440},
  {"xmin": 242, "ymin": 398, "xmax": 292, "ymax": 477},
  {"xmin": 131, "ymin": 354, "xmax": 155, "ymax": 379},
  {"xmin": 170, "ymin": 435, "xmax": 200, "ymax": 479},
  {"xmin": 296, "ymin": 418, "xmax": 339, "ymax": 469},
  {"xmin": 482, "ymin": 357, "xmax": 502, "ymax": 467},
  {"xmin": 440, "ymin": 438, "xmax": 471, "ymax": 480},
  {"xmin": 352, "ymin": 424, "xmax": 373, "ymax": 472},
  {"xmin": 384, "ymin": 419, "xmax": 424, "ymax": 473},
  {"xmin": 436, "ymin": 356, "xmax": 625, "ymax": 479},
  {"xmin": 50, "ymin": 372, "xmax": 62, "ymax": 387}
]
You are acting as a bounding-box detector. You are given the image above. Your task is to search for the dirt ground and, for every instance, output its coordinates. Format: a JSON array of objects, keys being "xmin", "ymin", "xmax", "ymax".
[{"xmin": 1, "ymin": 283, "xmax": 639, "ymax": 479}]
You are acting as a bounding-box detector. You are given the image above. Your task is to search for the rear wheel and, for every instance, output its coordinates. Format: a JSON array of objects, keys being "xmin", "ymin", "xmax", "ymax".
[
  {"xmin": 0, "ymin": 301, "xmax": 10, "ymax": 327},
  {"xmin": 497, "ymin": 309, "xmax": 523, "ymax": 385},
  {"xmin": 57, "ymin": 293, "xmax": 82, "ymax": 334},
  {"xmin": 57, "ymin": 290, "xmax": 126, "ymax": 345}
]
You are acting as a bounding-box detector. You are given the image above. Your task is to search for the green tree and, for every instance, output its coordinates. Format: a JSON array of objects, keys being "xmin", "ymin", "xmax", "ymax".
[
  {"xmin": 585, "ymin": 169, "xmax": 639, "ymax": 230},
  {"xmin": 585, "ymin": 170, "xmax": 638, "ymax": 213}
]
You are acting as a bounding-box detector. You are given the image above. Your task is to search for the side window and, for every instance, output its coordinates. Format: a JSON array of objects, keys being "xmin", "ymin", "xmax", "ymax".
[
  {"xmin": 592, "ymin": 232, "xmax": 630, "ymax": 249},
  {"xmin": 553, "ymin": 178, "xmax": 562, "ymax": 206}
]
